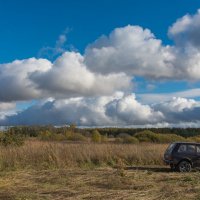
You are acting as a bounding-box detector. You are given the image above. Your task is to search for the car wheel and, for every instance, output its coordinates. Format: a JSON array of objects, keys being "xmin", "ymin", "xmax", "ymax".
[{"xmin": 178, "ymin": 161, "xmax": 191, "ymax": 172}]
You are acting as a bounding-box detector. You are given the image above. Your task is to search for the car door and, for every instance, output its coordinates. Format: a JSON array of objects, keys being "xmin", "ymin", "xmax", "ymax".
[
  {"xmin": 176, "ymin": 144, "xmax": 197, "ymax": 164},
  {"xmin": 194, "ymin": 145, "xmax": 200, "ymax": 167}
]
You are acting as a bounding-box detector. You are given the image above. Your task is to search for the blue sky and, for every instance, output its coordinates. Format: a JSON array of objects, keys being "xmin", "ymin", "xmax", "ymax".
[
  {"xmin": 1, "ymin": 0, "xmax": 200, "ymax": 62},
  {"xmin": 0, "ymin": 0, "xmax": 200, "ymax": 127}
]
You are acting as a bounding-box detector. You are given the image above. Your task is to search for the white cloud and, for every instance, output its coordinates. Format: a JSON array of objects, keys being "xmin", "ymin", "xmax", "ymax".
[
  {"xmin": 138, "ymin": 88, "xmax": 200, "ymax": 104},
  {"xmin": 1, "ymin": 92, "xmax": 124, "ymax": 126},
  {"xmin": 154, "ymin": 97, "xmax": 200, "ymax": 124},
  {"xmin": 0, "ymin": 102, "xmax": 16, "ymax": 120},
  {"xmin": 168, "ymin": 9, "xmax": 200, "ymax": 48},
  {"xmin": 1, "ymin": 94, "xmax": 200, "ymax": 127},
  {"xmin": 30, "ymin": 52, "xmax": 132, "ymax": 98},
  {"xmin": 85, "ymin": 25, "xmax": 175, "ymax": 79},
  {"xmin": 1, "ymin": 9, "xmax": 200, "ymax": 127},
  {"xmin": 105, "ymin": 94, "xmax": 164, "ymax": 125},
  {"xmin": 0, "ymin": 52, "xmax": 132, "ymax": 102},
  {"xmin": 0, "ymin": 58, "xmax": 51, "ymax": 102},
  {"xmin": 84, "ymin": 16, "xmax": 200, "ymax": 80}
]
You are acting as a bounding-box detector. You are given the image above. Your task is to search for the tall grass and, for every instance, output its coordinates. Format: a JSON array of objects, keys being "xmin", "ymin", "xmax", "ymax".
[{"xmin": 0, "ymin": 140, "xmax": 167, "ymax": 170}]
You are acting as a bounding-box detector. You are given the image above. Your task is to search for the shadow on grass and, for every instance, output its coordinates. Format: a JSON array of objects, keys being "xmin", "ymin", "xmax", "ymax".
[
  {"xmin": 124, "ymin": 166, "xmax": 171, "ymax": 173},
  {"xmin": 125, "ymin": 166, "xmax": 200, "ymax": 173}
]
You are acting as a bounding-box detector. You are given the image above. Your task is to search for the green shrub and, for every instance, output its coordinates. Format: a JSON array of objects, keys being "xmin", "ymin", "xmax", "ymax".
[
  {"xmin": 91, "ymin": 130, "xmax": 101, "ymax": 143},
  {"xmin": 0, "ymin": 131, "xmax": 25, "ymax": 146},
  {"xmin": 115, "ymin": 135, "xmax": 139, "ymax": 144},
  {"xmin": 123, "ymin": 136, "xmax": 139, "ymax": 144},
  {"xmin": 135, "ymin": 130, "xmax": 187, "ymax": 143},
  {"xmin": 39, "ymin": 130, "xmax": 87, "ymax": 142},
  {"xmin": 135, "ymin": 130, "xmax": 160, "ymax": 143},
  {"xmin": 188, "ymin": 136, "xmax": 200, "ymax": 142},
  {"xmin": 158, "ymin": 134, "xmax": 187, "ymax": 143},
  {"xmin": 65, "ymin": 131, "xmax": 87, "ymax": 141},
  {"xmin": 39, "ymin": 130, "xmax": 53, "ymax": 141}
]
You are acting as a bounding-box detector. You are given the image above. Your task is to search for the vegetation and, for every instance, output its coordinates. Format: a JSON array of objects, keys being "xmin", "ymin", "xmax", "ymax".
[
  {"xmin": 1, "ymin": 126, "xmax": 200, "ymax": 146},
  {"xmin": 134, "ymin": 130, "xmax": 188, "ymax": 143},
  {"xmin": 0, "ymin": 130, "xmax": 25, "ymax": 146},
  {"xmin": 3, "ymin": 126, "xmax": 200, "ymax": 138},
  {"xmin": 0, "ymin": 126, "xmax": 200, "ymax": 199},
  {"xmin": 0, "ymin": 140, "xmax": 166, "ymax": 170},
  {"xmin": 1, "ymin": 167, "xmax": 200, "ymax": 200},
  {"xmin": 91, "ymin": 130, "xmax": 102, "ymax": 143}
]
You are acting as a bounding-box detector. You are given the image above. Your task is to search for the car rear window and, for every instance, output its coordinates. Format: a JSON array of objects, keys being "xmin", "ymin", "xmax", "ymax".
[
  {"xmin": 196, "ymin": 145, "xmax": 200, "ymax": 154},
  {"xmin": 165, "ymin": 143, "xmax": 176, "ymax": 154},
  {"xmin": 177, "ymin": 144, "xmax": 196, "ymax": 153}
]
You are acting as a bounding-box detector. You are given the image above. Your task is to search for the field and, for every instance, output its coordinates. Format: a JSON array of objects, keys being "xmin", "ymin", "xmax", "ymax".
[{"xmin": 0, "ymin": 140, "xmax": 200, "ymax": 200}]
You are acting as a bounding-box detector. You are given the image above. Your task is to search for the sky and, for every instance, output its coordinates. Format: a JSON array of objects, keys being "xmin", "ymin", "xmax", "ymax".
[{"xmin": 0, "ymin": 0, "xmax": 200, "ymax": 127}]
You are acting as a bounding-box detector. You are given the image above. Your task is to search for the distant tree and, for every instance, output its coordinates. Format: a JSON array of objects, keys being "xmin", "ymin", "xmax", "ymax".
[{"xmin": 92, "ymin": 130, "xmax": 101, "ymax": 143}]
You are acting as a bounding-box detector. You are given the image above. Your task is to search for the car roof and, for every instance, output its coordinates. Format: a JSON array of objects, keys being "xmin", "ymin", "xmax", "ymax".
[{"xmin": 173, "ymin": 142, "xmax": 200, "ymax": 145}]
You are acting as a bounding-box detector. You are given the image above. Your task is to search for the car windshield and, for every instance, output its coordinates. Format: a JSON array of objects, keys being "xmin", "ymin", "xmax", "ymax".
[{"xmin": 165, "ymin": 143, "xmax": 176, "ymax": 154}]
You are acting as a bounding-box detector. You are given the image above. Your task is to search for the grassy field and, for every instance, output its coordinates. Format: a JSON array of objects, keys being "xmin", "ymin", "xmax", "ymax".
[
  {"xmin": 0, "ymin": 140, "xmax": 166, "ymax": 170},
  {"xmin": 1, "ymin": 167, "xmax": 200, "ymax": 200},
  {"xmin": 0, "ymin": 140, "xmax": 200, "ymax": 200}
]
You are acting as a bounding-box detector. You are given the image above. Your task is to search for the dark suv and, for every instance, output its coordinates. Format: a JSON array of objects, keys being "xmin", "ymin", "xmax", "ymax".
[{"xmin": 164, "ymin": 142, "xmax": 200, "ymax": 172}]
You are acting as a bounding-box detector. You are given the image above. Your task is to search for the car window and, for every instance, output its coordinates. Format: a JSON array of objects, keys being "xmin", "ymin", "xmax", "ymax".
[
  {"xmin": 178, "ymin": 144, "xmax": 196, "ymax": 153},
  {"xmin": 165, "ymin": 143, "xmax": 176, "ymax": 154},
  {"xmin": 197, "ymin": 145, "xmax": 200, "ymax": 154}
]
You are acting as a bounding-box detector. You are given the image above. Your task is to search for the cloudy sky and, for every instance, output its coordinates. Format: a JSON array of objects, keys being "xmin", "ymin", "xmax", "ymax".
[{"xmin": 0, "ymin": 0, "xmax": 200, "ymax": 127}]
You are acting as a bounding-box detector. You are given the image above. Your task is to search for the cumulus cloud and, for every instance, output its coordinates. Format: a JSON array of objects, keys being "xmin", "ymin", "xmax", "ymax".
[
  {"xmin": 0, "ymin": 53, "xmax": 132, "ymax": 102},
  {"xmin": 105, "ymin": 94, "xmax": 163, "ymax": 125},
  {"xmin": 154, "ymin": 97, "xmax": 200, "ymax": 124},
  {"xmin": 168, "ymin": 9, "xmax": 200, "ymax": 48},
  {"xmin": 0, "ymin": 92, "xmax": 124, "ymax": 126},
  {"xmin": 138, "ymin": 88, "xmax": 200, "ymax": 104},
  {"xmin": 84, "ymin": 12, "xmax": 200, "ymax": 80},
  {"xmin": 2, "ymin": 10, "xmax": 200, "ymax": 104},
  {"xmin": 85, "ymin": 25, "xmax": 175, "ymax": 79},
  {"xmin": 31, "ymin": 52, "xmax": 132, "ymax": 98},
  {"xmin": 1, "ymin": 93, "xmax": 199, "ymax": 127},
  {"xmin": 0, "ymin": 102, "xmax": 16, "ymax": 120},
  {"xmin": 1, "ymin": 9, "xmax": 200, "ymax": 127},
  {"xmin": 0, "ymin": 58, "xmax": 51, "ymax": 102}
]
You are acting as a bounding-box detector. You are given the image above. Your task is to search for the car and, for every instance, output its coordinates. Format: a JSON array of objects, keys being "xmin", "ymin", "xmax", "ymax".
[{"xmin": 164, "ymin": 142, "xmax": 200, "ymax": 172}]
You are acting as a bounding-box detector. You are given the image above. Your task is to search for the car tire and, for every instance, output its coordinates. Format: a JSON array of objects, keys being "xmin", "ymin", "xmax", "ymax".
[{"xmin": 178, "ymin": 160, "xmax": 191, "ymax": 172}]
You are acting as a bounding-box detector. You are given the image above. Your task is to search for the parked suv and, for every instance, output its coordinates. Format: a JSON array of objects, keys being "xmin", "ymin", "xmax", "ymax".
[{"xmin": 164, "ymin": 142, "xmax": 200, "ymax": 172}]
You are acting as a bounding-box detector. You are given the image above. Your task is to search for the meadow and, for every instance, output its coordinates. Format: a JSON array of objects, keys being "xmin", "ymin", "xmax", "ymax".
[{"xmin": 0, "ymin": 127, "xmax": 200, "ymax": 199}]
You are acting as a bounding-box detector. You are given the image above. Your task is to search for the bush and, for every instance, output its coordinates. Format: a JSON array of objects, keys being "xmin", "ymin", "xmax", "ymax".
[
  {"xmin": 39, "ymin": 130, "xmax": 87, "ymax": 142},
  {"xmin": 158, "ymin": 134, "xmax": 187, "ymax": 143},
  {"xmin": 188, "ymin": 136, "xmax": 200, "ymax": 142},
  {"xmin": 0, "ymin": 131, "xmax": 25, "ymax": 146},
  {"xmin": 92, "ymin": 130, "xmax": 101, "ymax": 143},
  {"xmin": 123, "ymin": 136, "xmax": 139, "ymax": 144},
  {"xmin": 135, "ymin": 130, "xmax": 160, "ymax": 143},
  {"xmin": 135, "ymin": 130, "xmax": 187, "ymax": 143},
  {"xmin": 115, "ymin": 135, "xmax": 139, "ymax": 144},
  {"xmin": 39, "ymin": 130, "xmax": 52, "ymax": 140},
  {"xmin": 65, "ymin": 131, "xmax": 87, "ymax": 141}
]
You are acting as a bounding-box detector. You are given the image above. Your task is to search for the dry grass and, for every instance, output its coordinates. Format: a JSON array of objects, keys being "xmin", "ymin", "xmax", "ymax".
[
  {"xmin": 0, "ymin": 140, "xmax": 167, "ymax": 170},
  {"xmin": 0, "ymin": 167, "xmax": 200, "ymax": 200},
  {"xmin": 0, "ymin": 140, "xmax": 200, "ymax": 199}
]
